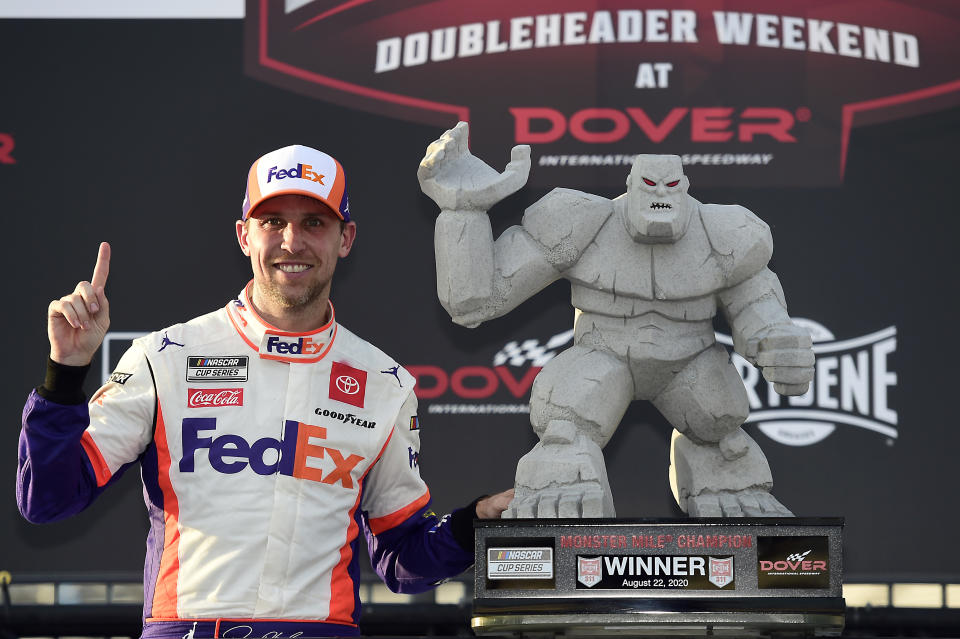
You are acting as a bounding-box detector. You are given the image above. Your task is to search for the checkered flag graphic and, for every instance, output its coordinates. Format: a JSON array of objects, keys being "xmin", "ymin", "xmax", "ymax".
[{"xmin": 493, "ymin": 329, "xmax": 574, "ymax": 367}]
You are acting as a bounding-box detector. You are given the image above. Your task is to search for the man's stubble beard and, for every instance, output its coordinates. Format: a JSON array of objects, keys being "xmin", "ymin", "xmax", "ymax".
[{"xmin": 258, "ymin": 276, "xmax": 329, "ymax": 314}]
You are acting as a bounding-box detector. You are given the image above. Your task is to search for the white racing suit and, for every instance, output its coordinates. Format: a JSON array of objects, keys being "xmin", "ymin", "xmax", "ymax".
[{"xmin": 18, "ymin": 284, "xmax": 476, "ymax": 638}]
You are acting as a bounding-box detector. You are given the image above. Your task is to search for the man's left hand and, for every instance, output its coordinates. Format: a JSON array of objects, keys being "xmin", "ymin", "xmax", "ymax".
[{"xmin": 476, "ymin": 489, "xmax": 514, "ymax": 519}]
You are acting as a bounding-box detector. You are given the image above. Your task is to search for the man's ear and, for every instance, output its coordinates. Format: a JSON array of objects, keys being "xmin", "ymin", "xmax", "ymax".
[
  {"xmin": 339, "ymin": 221, "xmax": 357, "ymax": 258},
  {"xmin": 236, "ymin": 219, "xmax": 251, "ymax": 256}
]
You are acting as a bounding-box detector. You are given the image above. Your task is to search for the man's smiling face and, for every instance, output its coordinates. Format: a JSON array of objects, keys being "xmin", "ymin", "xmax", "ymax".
[{"xmin": 236, "ymin": 194, "xmax": 356, "ymax": 327}]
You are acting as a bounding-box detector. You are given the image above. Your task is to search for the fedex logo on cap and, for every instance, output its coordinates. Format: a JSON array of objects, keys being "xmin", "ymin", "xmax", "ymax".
[
  {"xmin": 244, "ymin": 144, "xmax": 351, "ymax": 222},
  {"xmin": 179, "ymin": 418, "xmax": 364, "ymax": 488},
  {"xmin": 267, "ymin": 163, "xmax": 324, "ymax": 184}
]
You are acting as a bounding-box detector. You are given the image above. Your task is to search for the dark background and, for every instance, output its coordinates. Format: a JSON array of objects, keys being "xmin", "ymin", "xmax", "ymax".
[{"xmin": 1, "ymin": 17, "xmax": 956, "ymax": 582}]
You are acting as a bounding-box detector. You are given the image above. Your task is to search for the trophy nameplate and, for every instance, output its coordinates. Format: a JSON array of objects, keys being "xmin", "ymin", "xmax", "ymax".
[{"xmin": 473, "ymin": 518, "xmax": 844, "ymax": 637}]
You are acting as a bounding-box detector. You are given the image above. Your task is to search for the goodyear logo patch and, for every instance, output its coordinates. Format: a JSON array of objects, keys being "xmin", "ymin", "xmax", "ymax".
[{"xmin": 187, "ymin": 356, "xmax": 249, "ymax": 382}]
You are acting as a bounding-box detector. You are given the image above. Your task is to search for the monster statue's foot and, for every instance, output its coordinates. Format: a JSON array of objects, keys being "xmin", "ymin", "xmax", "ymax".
[
  {"xmin": 503, "ymin": 421, "xmax": 615, "ymax": 518},
  {"xmin": 506, "ymin": 485, "xmax": 608, "ymax": 518},
  {"xmin": 670, "ymin": 429, "xmax": 794, "ymax": 517},
  {"xmin": 686, "ymin": 488, "xmax": 793, "ymax": 517}
]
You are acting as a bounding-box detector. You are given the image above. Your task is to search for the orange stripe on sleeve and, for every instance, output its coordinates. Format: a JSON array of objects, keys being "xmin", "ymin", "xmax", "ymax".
[
  {"xmin": 80, "ymin": 431, "xmax": 112, "ymax": 487},
  {"xmin": 150, "ymin": 405, "xmax": 182, "ymax": 619},
  {"xmin": 367, "ymin": 490, "xmax": 432, "ymax": 536}
]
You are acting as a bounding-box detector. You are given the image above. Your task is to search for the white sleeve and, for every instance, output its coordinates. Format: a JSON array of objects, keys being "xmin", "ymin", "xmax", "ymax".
[
  {"xmin": 361, "ymin": 392, "xmax": 431, "ymax": 534},
  {"xmin": 84, "ymin": 342, "xmax": 157, "ymax": 481}
]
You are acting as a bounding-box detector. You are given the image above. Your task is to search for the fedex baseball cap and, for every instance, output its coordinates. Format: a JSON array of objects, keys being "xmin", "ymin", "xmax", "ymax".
[{"xmin": 242, "ymin": 144, "xmax": 351, "ymax": 222}]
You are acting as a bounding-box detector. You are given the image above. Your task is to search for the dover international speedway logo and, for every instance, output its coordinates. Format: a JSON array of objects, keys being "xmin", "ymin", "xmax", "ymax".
[
  {"xmin": 406, "ymin": 318, "xmax": 898, "ymax": 447},
  {"xmin": 246, "ymin": 0, "xmax": 960, "ymax": 187}
]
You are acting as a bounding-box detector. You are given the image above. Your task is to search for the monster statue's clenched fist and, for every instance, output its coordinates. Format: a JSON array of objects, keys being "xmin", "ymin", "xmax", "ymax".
[{"xmin": 419, "ymin": 122, "xmax": 814, "ymax": 518}]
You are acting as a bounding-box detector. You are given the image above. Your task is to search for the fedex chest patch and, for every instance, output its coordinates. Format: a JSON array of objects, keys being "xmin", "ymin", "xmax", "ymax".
[
  {"xmin": 329, "ymin": 361, "xmax": 367, "ymax": 408},
  {"xmin": 187, "ymin": 356, "xmax": 249, "ymax": 382}
]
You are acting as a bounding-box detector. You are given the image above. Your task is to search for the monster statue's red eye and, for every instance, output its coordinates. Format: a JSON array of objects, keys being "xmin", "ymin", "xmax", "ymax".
[
  {"xmin": 642, "ymin": 178, "xmax": 656, "ymax": 186},
  {"xmin": 666, "ymin": 180, "xmax": 680, "ymax": 187}
]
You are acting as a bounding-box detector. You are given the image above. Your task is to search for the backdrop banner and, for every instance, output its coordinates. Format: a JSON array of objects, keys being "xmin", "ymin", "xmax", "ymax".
[{"xmin": 1, "ymin": 3, "xmax": 958, "ymax": 583}]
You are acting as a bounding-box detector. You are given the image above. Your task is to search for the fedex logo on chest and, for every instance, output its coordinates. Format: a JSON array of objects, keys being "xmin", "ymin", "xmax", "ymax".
[{"xmin": 178, "ymin": 418, "xmax": 365, "ymax": 488}]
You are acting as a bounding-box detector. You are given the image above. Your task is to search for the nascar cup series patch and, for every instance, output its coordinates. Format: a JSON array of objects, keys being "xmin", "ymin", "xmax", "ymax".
[{"xmin": 186, "ymin": 356, "xmax": 249, "ymax": 382}]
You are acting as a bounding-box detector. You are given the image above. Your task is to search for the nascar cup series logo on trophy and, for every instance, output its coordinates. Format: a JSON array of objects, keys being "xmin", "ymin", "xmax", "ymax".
[{"xmin": 247, "ymin": 0, "xmax": 960, "ymax": 187}]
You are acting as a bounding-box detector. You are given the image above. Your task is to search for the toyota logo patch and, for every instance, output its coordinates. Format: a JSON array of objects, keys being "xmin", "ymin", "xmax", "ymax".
[
  {"xmin": 329, "ymin": 361, "xmax": 367, "ymax": 408},
  {"xmin": 336, "ymin": 375, "xmax": 360, "ymax": 395}
]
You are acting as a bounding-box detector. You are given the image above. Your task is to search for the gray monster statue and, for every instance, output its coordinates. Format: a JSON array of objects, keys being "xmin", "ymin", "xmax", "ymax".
[{"xmin": 418, "ymin": 122, "xmax": 814, "ymax": 519}]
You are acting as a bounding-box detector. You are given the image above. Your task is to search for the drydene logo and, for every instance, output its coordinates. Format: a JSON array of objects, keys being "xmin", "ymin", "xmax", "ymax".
[
  {"xmin": 486, "ymin": 548, "xmax": 553, "ymax": 580},
  {"xmin": 329, "ymin": 361, "xmax": 367, "ymax": 408},
  {"xmin": 575, "ymin": 555, "xmax": 735, "ymax": 590},
  {"xmin": 267, "ymin": 163, "xmax": 324, "ymax": 184},
  {"xmin": 722, "ymin": 318, "xmax": 899, "ymax": 446},
  {"xmin": 179, "ymin": 418, "xmax": 364, "ymax": 488},
  {"xmin": 186, "ymin": 356, "xmax": 249, "ymax": 382},
  {"xmin": 188, "ymin": 388, "xmax": 243, "ymax": 408}
]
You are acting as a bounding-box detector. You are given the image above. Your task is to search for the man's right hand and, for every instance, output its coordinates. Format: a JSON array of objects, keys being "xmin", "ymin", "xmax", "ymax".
[{"xmin": 48, "ymin": 242, "xmax": 111, "ymax": 366}]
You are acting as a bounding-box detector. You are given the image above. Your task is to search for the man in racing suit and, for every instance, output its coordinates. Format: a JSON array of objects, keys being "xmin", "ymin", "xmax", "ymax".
[{"xmin": 18, "ymin": 144, "xmax": 511, "ymax": 638}]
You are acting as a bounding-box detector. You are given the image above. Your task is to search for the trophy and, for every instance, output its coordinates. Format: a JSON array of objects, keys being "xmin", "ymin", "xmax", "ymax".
[{"xmin": 419, "ymin": 122, "xmax": 843, "ymax": 636}]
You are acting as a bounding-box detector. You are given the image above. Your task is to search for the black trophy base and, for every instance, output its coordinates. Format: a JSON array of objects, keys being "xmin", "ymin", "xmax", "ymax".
[
  {"xmin": 472, "ymin": 518, "xmax": 844, "ymax": 638},
  {"xmin": 472, "ymin": 596, "xmax": 845, "ymax": 637}
]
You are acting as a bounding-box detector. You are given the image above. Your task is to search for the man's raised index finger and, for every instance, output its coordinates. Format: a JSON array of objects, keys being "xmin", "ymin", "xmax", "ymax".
[{"xmin": 92, "ymin": 241, "xmax": 111, "ymax": 289}]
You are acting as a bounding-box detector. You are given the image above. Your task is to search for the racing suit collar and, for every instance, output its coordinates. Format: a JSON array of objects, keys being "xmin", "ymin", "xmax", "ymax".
[{"xmin": 226, "ymin": 282, "xmax": 338, "ymax": 363}]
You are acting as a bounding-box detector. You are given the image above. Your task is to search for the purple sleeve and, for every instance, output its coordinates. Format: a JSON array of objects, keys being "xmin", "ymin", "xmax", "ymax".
[
  {"xmin": 363, "ymin": 500, "xmax": 478, "ymax": 594},
  {"xmin": 18, "ymin": 390, "xmax": 102, "ymax": 523}
]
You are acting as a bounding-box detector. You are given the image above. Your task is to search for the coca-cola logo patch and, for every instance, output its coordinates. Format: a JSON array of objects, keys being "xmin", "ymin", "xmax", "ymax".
[{"xmin": 188, "ymin": 388, "xmax": 244, "ymax": 408}]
